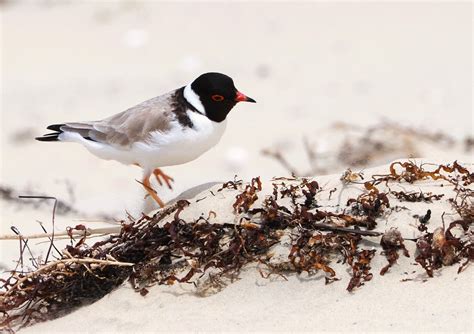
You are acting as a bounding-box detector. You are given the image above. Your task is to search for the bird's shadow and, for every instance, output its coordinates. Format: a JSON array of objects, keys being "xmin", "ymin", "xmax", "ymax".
[
  {"xmin": 168, "ymin": 182, "xmax": 221, "ymax": 204},
  {"xmin": 144, "ymin": 181, "xmax": 221, "ymax": 213}
]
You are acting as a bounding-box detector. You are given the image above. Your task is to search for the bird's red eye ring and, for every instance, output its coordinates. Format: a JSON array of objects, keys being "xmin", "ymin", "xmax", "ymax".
[{"xmin": 211, "ymin": 94, "xmax": 224, "ymax": 102}]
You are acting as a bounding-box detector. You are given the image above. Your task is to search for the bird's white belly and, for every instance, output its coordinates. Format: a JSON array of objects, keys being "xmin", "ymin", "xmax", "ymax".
[
  {"xmin": 129, "ymin": 112, "xmax": 227, "ymax": 170},
  {"xmin": 149, "ymin": 119, "xmax": 225, "ymax": 168}
]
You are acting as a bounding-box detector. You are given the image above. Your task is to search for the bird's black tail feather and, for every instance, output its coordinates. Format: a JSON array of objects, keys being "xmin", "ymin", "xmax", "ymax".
[{"xmin": 35, "ymin": 124, "xmax": 65, "ymax": 142}]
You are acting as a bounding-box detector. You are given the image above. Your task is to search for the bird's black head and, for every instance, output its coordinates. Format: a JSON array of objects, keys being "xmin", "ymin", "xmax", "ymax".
[{"xmin": 188, "ymin": 72, "xmax": 256, "ymax": 122}]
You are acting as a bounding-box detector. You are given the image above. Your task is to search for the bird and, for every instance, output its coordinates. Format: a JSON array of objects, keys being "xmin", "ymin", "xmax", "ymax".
[{"xmin": 36, "ymin": 72, "xmax": 256, "ymax": 208}]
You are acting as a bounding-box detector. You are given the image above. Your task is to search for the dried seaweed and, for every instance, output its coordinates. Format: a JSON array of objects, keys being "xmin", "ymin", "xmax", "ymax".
[
  {"xmin": 346, "ymin": 183, "xmax": 389, "ymax": 229},
  {"xmin": 1, "ymin": 161, "xmax": 473, "ymax": 332},
  {"xmin": 390, "ymin": 190, "xmax": 444, "ymax": 202},
  {"xmin": 217, "ymin": 176, "xmax": 243, "ymax": 191},
  {"xmin": 449, "ymin": 182, "xmax": 474, "ymax": 222},
  {"xmin": 415, "ymin": 220, "xmax": 473, "ymax": 276},
  {"xmin": 380, "ymin": 228, "xmax": 410, "ymax": 275},
  {"xmin": 340, "ymin": 169, "xmax": 364, "ymax": 184},
  {"xmin": 232, "ymin": 177, "xmax": 262, "ymax": 213},
  {"xmin": 347, "ymin": 248, "xmax": 376, "ymax": 292},
  {"xmin": 418, "ymin": 209, "xmax": 432, "ymax": 225}
]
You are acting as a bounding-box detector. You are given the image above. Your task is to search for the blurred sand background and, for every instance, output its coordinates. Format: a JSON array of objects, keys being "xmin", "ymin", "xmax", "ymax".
[
  {"xmin": 2, "ymin": 0, "xmax": 472, "ymax": 214},
  {"xmin": 0, "ymin": 1, "xmax": 472, "ymax": 332}
]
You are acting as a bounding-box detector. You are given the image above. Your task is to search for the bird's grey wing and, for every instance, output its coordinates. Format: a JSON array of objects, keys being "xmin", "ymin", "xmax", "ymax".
[{"xmin": 61, "ymin": 92, "xmax": 176, "ymax": 148}]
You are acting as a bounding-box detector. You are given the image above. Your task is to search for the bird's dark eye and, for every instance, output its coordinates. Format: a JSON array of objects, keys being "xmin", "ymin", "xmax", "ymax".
[{"xmin": 211, "ymin": 94, "xmax": 224, "ymax": 102}]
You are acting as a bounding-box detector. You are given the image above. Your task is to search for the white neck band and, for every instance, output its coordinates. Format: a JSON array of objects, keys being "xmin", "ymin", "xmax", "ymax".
[{"xmin": 183, "ymin": 84, "xmax": 205, "ymax": 114}]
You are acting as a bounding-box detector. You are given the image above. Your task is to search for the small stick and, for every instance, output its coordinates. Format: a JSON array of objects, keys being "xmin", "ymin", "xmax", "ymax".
[
  {"xmin": 19, "ymin": 195, "xmax": 58, "ymax": 263},
  {"xmin": 312, "ymin": 223, "xmax": 383, "ymax": 237},
  {"xmin": 37, "ymin": 221, "xmax": 62, "ymax": 258},
  {"xmin": 11, "ymin": 226, "xmax": 38, "ymax": 269},
  {"xmin": 0, "ymin": 227, "xmax": 122, "ymax": 241}
]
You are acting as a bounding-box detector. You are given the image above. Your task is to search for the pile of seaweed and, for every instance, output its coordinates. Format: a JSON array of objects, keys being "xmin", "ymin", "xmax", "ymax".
[{"xmin": 1, "ymin": 161, "xmax": 473, "ymax": 331}]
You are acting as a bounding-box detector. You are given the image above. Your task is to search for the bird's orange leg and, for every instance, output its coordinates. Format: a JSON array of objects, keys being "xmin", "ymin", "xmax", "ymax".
[
  {"xmin": 153, "ymin": 168, "xmax": 174, "ymax": 190},
  {"xmin": 142, "ymin": 174, "xmax": 165, "ymax": 208}
]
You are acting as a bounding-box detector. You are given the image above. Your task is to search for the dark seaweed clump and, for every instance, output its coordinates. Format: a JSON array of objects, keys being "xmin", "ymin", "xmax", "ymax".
[{"xmin": 1, "ymin": 161, "xmax": 472, "ymax": 331}]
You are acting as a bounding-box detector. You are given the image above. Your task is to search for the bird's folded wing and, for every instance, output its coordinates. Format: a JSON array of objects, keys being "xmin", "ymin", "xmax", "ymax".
[{"xmin": 62, "ymin": 94, "xmax": 175, "ymax": 148}]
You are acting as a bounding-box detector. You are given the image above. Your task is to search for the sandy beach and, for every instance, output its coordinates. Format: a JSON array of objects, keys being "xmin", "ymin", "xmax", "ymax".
[
  {"xmin": 1, "ymin": 1, "xmax": 472, "ymax": 332},
  {"xmin": 18, "ymin": 161, "xmax": 474, "ymax": 332}
]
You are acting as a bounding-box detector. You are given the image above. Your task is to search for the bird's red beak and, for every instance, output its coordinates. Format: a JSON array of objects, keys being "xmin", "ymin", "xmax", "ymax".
[{"xmin": 235, "ymin": 91, "xmax": 256, "ymax": 103}]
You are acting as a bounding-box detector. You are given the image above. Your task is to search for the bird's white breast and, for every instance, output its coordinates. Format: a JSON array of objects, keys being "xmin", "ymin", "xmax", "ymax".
[{"xmin": 131, "ymin": 110, "xmax": 227, "ymax": 171}]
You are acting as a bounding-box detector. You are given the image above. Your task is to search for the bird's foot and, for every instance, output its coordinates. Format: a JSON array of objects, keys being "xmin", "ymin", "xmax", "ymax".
[{"xmin": 153, "ymin": 168, "xmax": 174, "ymax": 190}]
